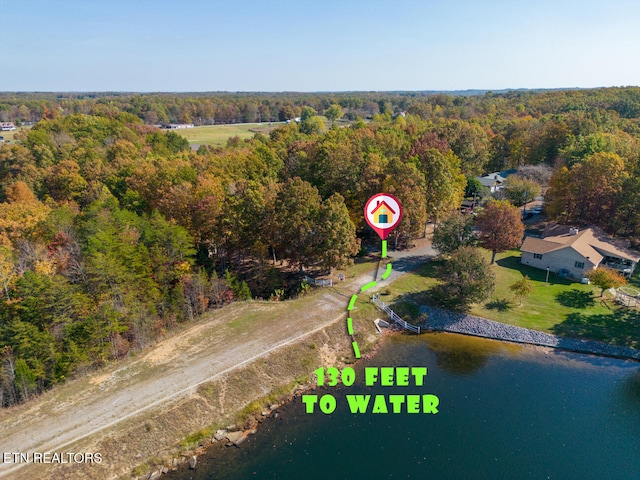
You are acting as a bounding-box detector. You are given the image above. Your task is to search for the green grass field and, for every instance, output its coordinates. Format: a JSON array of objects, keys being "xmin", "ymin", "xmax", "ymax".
[
  {"xmin": 172, "ymin": 123, "xmax": 284, "ymax": 146},
  {"xmin": 385, "ymin": 249, "xmax": 640, "ymax": 349}
]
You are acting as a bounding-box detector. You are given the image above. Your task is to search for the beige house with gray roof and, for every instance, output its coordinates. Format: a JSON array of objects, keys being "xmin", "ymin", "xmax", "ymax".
[{"xmin": 521, "ymin": 224, "xmax": 640, "ymax": 280}]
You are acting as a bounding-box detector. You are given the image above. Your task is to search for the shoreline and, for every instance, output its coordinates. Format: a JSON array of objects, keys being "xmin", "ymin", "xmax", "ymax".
[
  {"xmin": 138, "ymin": 307, "xmax": 638, "ymax": 479},
  {"xmin": 162, "ymin": 328, "xmax": 395, "ymax": 479},
  {"xmin": 419, "ymin": 305, "xmax": 640, "ymax": 362}
]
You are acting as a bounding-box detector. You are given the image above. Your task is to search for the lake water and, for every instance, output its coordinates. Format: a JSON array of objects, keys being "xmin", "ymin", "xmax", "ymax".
[{"xmin": 170, "ymin": 333, "xmax": 640, "ymax": 479}]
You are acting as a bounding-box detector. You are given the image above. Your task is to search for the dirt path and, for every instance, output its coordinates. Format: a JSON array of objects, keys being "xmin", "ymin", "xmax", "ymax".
[{"xmin": 0, "ymin": 242, "xmax": 437, "ymax": 479}]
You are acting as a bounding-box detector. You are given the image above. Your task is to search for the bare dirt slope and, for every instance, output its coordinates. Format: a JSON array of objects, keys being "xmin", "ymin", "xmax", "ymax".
[
  {"xmin": 0, "ymin": 242, "xmax": 436, "ymax": 479},
  {"xmin": 0, "ymin": 293, "xmax": 346, "ymax": 478}
]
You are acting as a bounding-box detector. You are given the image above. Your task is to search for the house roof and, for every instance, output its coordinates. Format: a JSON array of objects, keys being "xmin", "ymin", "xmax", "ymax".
[
  {"xmin": 477, "ymin": 170, "xmax": 516, "ymax": 188},
  {"xmin": 521, "ymin": 225, "xmax": 640, "ymax": 264},
  {"xmin": 372, "ymin": 200, "xmax": 396, "ymax": 215},
  {"xmin": 478, "ymin": 174, "xmax": 505, "ymax": 188}
]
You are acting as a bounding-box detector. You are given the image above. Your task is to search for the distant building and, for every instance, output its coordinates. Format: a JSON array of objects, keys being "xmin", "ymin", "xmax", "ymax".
[
  {"xmin": 477, "ymin": 169, "xmax": 516, "ymax": 193},
  {"xmin": 0, "ymin": 122, "xmax": 16, "ymax": 131},
  {"xmin": 162, "ymin": 123, "xmax": 194, "ymax": 129}
]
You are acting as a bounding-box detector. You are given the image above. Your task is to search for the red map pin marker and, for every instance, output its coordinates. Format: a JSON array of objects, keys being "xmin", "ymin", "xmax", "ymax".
[{"xmin": 364, "ymin": 193, "xmax": 403, "ymax": 240}]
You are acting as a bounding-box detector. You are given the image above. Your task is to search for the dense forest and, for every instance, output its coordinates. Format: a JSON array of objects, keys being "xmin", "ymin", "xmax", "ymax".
[{"xmin": 1, "ymin": 87, "xmax": 639, "ymax": 406}]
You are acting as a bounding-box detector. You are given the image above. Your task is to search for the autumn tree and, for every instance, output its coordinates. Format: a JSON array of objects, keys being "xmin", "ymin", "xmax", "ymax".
[
  {"xmin": 546, "ymin": 152, "xmax": 628, "ymax": 231},
  {"xmin": 314, "ymin": 193, "xmax": 359, "ymax": 270},
  {"xmin": 382, "ymin": 158, "xmax": 427, "ymax": 249},
  {"xmin": 272, "ymin": 177, "xmax": 322, "ymax": 269},
  {"xmin": 5, "ymin": 181, "xmax": 37, "ymax": 203},
  {"xmin": 0, "ymin": 247, "xmax": 16, "ymax": 298},
  {"xmin": 434, "ymin": 119, "xmax": 490, "ymax": 175},
  {"xmin": 475, "ymin": 200, "xmax": 525, "ymax": 264},
  {"xmin": 509, "ymin": 275, "xmax": 534, "ymax": 306},
  {"xmin": 431, "ymin": 246, "xmax": 495, "ymax": 310},
  {"xmin": 585, "ymin": 267, "xmax": 627, "ymax": 297},
  {"xmin": 514, "ymin": 165, "xmax": 553, "ymax": 190},
  {"xmin": 432, "ymin": 213, "xmax": 476, "ymax": 255},
  {"xmin": 278, "ymin": 105, "xmax": 295, "ymax": 121},
  {"xmin": 411, "ymin": 146, "xmax": 466, "ymax": 235},
  {"xmin": 613, "ymin": 176, "xmax": 640, "ymax": 236}
]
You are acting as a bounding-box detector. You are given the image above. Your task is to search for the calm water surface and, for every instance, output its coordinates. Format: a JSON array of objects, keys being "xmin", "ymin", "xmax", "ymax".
[{"xmin": 170, "ymin": 333, "xmax": 640, "ymax": 480}]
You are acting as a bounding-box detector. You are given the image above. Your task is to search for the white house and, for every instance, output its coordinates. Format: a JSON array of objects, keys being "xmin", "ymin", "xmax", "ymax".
[
  {"xmin": 0, "ymin": 122, "xmax": 16, "ymax": 131},
  {"xmin": 521, "ymin": 224, "xmax": 640, "ymax": 279}
]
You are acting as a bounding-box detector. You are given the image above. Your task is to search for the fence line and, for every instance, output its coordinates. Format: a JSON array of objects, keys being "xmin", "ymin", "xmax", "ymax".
[
  {"xmin": 614, "ymin": 289, "xmax": 640, "ymax": 307},
  {"xmin": 370, "ymin": 294, "xmax": 420, "ymax": 334},
  {"xmin": 304, "ymin": 276, "xmax": 333, "ymax": 288}
]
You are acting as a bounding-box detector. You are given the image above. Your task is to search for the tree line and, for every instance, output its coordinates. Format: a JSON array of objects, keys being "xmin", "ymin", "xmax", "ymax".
[{"xmin": 0, "ymin": 87, "xmax": 639, "ymax": 406}]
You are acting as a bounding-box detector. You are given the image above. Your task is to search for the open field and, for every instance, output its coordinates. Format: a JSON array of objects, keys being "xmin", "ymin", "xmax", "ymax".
[
  {"xmin": 0, "ymin": 125, "xmax": 31, "ymax": 142},
  {"xmin": 172, "ymin": 122, "xmax": 285, "ymax": 146},
  {"xmin": 385, "ymin": 249, "xmax": 639, "ymax": 349}
]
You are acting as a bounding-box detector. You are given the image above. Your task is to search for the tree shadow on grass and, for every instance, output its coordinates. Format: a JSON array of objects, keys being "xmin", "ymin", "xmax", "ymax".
[
  {"xmin": 551, "ymin": 308, "xmax": 640, "ymax": 349},
  {"xmin": 389, "ymin": 291, "xmax": 432, "ymax": 320},
  {"xmin": 556, "ymin": 289, "xmax": 595, "ymax": 309},
  {"xmin": 485, "ymin": 298, "xmax": 514, "ymax": 312},
  {"xmin": 496, "ymin": 254, "xmax": 573, "ymax": 285}
]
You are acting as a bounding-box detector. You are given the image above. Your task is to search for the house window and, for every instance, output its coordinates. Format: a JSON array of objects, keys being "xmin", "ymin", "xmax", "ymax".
[
  {"xmin": 575, "ymin": 261, "xmax": 585, "ymax": 269},
  {"xmin": 378, "ymin": 214, "xmax": 388, "ymax": 223},
  {"xmin": 533, "ymin": 253, "xmax": 543, "ymax": 260}
]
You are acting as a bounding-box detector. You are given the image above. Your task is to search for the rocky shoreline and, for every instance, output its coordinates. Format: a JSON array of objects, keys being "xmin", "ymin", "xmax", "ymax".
[
  {"xmin": 145, "ymin": 400, "xmax": 290, "ymax": 479},
  {"xmin": 418, "ymin": 305, "xmax": 640, "ymax": 362}
]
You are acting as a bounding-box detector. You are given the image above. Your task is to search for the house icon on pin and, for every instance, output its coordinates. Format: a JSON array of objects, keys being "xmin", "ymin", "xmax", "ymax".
[{"xmin": 371, "ymin": 200, "xmax": 396, "ymax": 225}]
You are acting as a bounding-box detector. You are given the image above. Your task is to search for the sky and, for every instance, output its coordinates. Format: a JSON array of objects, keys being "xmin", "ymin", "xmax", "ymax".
[{"xmin": 1, "ymin": 0, "xmax": 639, "ymax": 92}]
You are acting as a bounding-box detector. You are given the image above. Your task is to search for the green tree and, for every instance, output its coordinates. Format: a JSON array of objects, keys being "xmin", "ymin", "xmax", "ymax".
[
  {"xmin": 431, "ymin": 246, "xmax": 495, "ymax": 310},
  {"xmin": 502, "ymin": 176, "xmax": 541, "ymax": 207},
  {"xmin": 585, "ymin": 267, "xmax": 627, "ymax": 297},
  {"xmin": 299, "ymin": 116, "xmax": 326, "ymax": 135},
  {"xmin": 325, "ymin": 104, "xmax": 343, "ymax": 123},
  {"xmin": 509, "ymin": 275, "xmax": 533, "ymax": 306},
  {"xmin": 464, "ymin": 175, "xmax": 488, "ymax": 199},
  {"xmin": 300, "ymin": 106, "xmax": 317, "ymax": 121},
  {"xmin": 432, "ymin": 213, "xmax": 476, "ymax": 255},
  {"xmin": 475, "ymin": 200, "xmax": 525, "ymax": 264}
]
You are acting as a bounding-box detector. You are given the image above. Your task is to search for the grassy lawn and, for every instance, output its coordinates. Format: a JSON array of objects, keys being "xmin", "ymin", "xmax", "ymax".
[
  {"xmin": 629, "ymin": 269, "xmax": 640, "ymax": 290},
  {"xmin": 383, "ymin": 249, "xmax": 640, "ymax": 350},
  {"xmin": 172, "ymin": 123, "xmax": 284, "ymax": 146}
]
